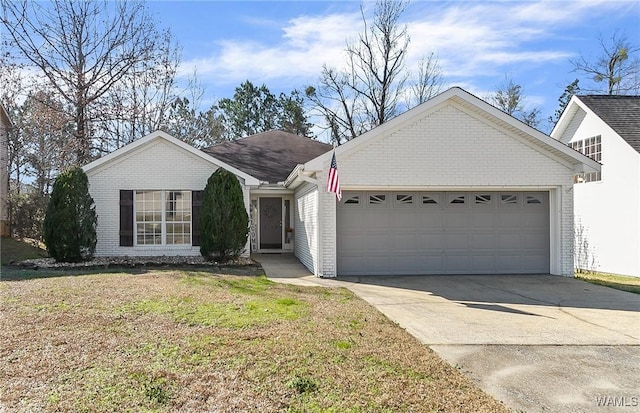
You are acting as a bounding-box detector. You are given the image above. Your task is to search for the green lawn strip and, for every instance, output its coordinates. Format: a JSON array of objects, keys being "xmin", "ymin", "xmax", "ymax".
[{"xmin": 575, "ymin": 271, "xmax": 640, "ymax": 294}]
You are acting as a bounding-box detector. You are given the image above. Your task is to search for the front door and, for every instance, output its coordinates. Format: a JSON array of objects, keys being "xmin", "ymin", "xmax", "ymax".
[{"xmin": 260, "ymin": 197, "xmax": 282, "ymax": 249}]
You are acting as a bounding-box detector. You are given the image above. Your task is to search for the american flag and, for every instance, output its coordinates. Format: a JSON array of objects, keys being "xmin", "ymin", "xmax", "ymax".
[{"xmin": 327, "ymin": 152, "xmax": 342, "ymax": 201}]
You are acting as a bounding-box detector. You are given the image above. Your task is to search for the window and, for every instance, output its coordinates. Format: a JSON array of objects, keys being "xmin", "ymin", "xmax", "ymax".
[
  {"xmin": 368, "ymin": 194, "xmax": 386, "ymax": 205},
  {"xmin": 395, "ymin": 194, "xmax": 413, "ymax": 205},
  {"xmin": 475, "ymin": 194, "xmax": 492, "ymax": 205},
  {"xmin": 135, "ymin": 190, "xmax": 191, "ymax": 245},
  {"xmin": 343, "ymin": 194, "xmax": 360, "ymax": 205},
  {"xmin": 422, "ymin": 195, "xmax": 439, "ymax": 205},
  {"xmin": 449, "ymin": 194, "xmax": 465, "ymax": 204},
  {"xmin": 500, "ymin": 194, "xmax": 518, "ymax": 205},
  {"xmin": 569, "ymin": 135, "xmax": 601, "ymax": 182},
  {"xmin": 526, "ymin": 194, "xmax": 543, "ymax": 205}
]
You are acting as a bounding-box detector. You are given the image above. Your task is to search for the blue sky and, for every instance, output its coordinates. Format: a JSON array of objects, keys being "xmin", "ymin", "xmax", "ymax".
[{"xmin": 148, "ymin": 0, "xmax": 640, "ymax": 133}]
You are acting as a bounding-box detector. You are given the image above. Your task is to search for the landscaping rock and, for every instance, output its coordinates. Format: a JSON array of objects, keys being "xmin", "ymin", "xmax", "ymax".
[{"xmin": 11, "ymin": 255, "xmax": 257, "ymax": 270}]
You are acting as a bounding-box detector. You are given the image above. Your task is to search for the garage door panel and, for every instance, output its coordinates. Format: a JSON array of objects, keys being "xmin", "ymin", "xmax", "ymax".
[
  {"xmin": 445, "ymin": 254, "xmax": 470, "ymax": 272},
  {"xmin": 391, "ymin": 255, "xmax": 419, "ymax": 273},
  {"xmin": 337, "ymin": 191, "xmax": 549, "ymax": 275},
  {"xmin": 471, "ymin": 255, "xmax": 496, "ymax": 272},
  {"xmin": 417, "ymin": 232, "xmax": 445, "ymax": 249},
  {"xmin": 393, "ymin": 233, "xmax": 418, "ymax": 250},
  {"xmin": 470, "ymin": 212, "xmax": 496, "ymax": 228},
  {"xmin": 390, "ymin": 211, "xmax": 417, "ymax": 228},
  {"xmin": 496, "ymin": 255, "xmax": 522, "ymax": 271},
  {"xmin": 496, "ymin": 233, "xmax": 522, "ymax": 249},
  {"xmin": 416, "ymin": 255, "xmax": 445, "ymax": 272},
  {"xmin": 415, "ymin": 212, "xmax": 445, "ymax": 227},
  {"xmin": 496, "ymin": 213, "xmax": 522, "ymax": 228},
  {"xmin": 522, "ymin": 255, "xmax": 548, "ymax": 272},
  {"xmin": 469, "ymin": 233, "xmax": 495, "ymax": 249},
  {"xmin": 445, "ymin": 232, "xmax": 469, "ymax": 249},
  {"xmin": 522, "ymin": 233, "xmax": 547, "ymax": 249},
  {"xmin": 445, "ymin": 213, "xmax": 470, "ymax": 227}
]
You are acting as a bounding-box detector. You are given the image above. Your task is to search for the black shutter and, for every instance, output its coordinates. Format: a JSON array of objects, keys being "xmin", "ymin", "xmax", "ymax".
[
  {"xmin": 119, "ymin": 190, "xmax": 134, "ymax": 247},
  {"xmin": 192, "ymin": 190, "xmax": 203, "ymax": 246}
]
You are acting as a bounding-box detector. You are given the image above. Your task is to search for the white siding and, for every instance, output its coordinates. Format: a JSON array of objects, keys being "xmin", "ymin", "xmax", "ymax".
[
  {"xmin": 317, "ymin": 103, "xmax": 576, "ymax": 277},
  {"xmin": 562, "ymin": 114, "xmax": 640, "ymax": 277},
  {"xmin": 294, "ymin": 183, "xmax": 318, "ymax": 274},
  {"xmin": 87, "ymin": 139, "xmax": 250, "ymax": 257}
]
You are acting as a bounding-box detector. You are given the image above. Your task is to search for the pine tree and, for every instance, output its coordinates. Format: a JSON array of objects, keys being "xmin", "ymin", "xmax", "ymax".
[
  {"xmin": 43, "ymin": 166, "xmax": 97, "ymax": 262},
  {"xmin": 200, "ymin": 169, "xmax": 249, "ymax": 261}
]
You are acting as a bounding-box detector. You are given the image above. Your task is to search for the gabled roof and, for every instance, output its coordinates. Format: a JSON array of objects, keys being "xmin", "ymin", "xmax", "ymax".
[
  {"xmin": 575, "ymin": 95, "xmax": 640, "ymax": 153},
  {"xmin": 305, "ymin": 87, "xmax": 601, "ymax": 174},
  {"xmin": 83, "ymin": 131, "xmax": 260, "ymax": 185},
  {"xmin": 203, "ymin": 130, "xmax": 333, "ymax": 184}
]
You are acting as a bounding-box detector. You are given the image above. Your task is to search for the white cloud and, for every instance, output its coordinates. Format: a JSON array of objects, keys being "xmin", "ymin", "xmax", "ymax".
[
  {"xmin": 178, "ymin": 11, "xmax": 362, "ymax": 88},
  {"xmin": 177, "ymin": 0, "xmax": 636, "ymax": 106}
]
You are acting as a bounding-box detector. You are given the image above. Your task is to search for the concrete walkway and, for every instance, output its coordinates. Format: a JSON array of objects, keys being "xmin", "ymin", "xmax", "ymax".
[{"xmin": 253, "ymin": 254, "xmax": 640, "ymax": 412}]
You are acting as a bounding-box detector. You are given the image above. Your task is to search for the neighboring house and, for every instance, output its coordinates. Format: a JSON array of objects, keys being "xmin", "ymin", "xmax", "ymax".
[
  {"xmin": 83, "ymin": 87, "xmax": 599, "ymax": 277},
  {"xmin": 0, "ymin": 104, "xmax": 12, "ymax": 237},
  {"xmin": 551, "ymin": 95, "xmax": 640, "ymax": 277}
]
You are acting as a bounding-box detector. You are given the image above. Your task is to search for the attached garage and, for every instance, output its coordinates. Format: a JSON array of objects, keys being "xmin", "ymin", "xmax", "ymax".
[
  {"xmin": 293, "ymin": 87, "xmax": 601, "ymax": 278},
  {"xmin": 337, "ymin": 191, "xmax": 549, "ymax": 275}
]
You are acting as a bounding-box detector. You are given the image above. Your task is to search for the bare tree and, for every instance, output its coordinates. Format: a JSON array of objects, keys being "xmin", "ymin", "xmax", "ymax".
[
  {"xmin": 406, "ymin": 52, "xmax": 445, "ymax": 107},
  {"xmin": 1, "ymin": 0, "xmax": 170, "ymax": 164},
  {"xmin": 570, "ymin": 31, "xmax": 640, "ymax": 95},
  {"xmin": 96, "ymin": 29, "xmax": 181, "ymax": 151},
  {"xmin": 307, "ymin": 0, "xmax": 430, "ymax": 144},
  {"xmin": 489, "ymin": 76, "xmax": 541, "ymax": 129},
  {"xmin": 348, "ymin": 0, "xmax": 410, "ymax": 128},
  {"xmin": 306, "ymin": 66, "xmax": 363, "ymax": 144}
]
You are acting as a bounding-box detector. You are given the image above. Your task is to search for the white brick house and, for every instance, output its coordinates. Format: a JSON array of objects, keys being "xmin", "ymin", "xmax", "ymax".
[
  {"xmin": 83, "ymin": 131, "xmax": 259, "ymax": 257},
  {"xmin": 551, "ymin": 95, "xmax": 640, "ymax": 277},
  {"xmin": 84, "ymin": 87, "xmax": 599, "ymax": 277}
]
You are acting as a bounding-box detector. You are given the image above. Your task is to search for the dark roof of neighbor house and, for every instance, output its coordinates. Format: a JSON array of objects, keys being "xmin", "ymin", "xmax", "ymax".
[
  {"xmin": 578, "ymin": 95, "xmax": 640, "ymax": 153},
  {"xmin": 202, "ymin": 130, "xmax": 333, "ymax": 183}
]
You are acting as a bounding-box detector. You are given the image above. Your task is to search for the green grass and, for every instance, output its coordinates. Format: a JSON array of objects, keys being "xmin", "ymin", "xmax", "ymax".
[
  {"xmin": 1, "ymin": 270, "xmax": 508, "ymax": 412},
  {"xmin": 0, "ymin": 236, "xmax": 48, "ymax": 264},
  {"xmin": 125, "ymin": 294, "xmax": 308, "ymax": 328},
  {"xmin": 575, "ymin": 271, "xmax": 640, "ymax": 294}
]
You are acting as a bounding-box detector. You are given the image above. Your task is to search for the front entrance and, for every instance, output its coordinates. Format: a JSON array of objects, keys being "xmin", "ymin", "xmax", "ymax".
[{"xmin": 259, "ymin": 197, "xmax": 282, "ymax": 249}]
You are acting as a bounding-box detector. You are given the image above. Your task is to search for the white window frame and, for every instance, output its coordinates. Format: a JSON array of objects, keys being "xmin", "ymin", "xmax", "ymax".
[
  {"xmin": 134, "ymin": 190, "xmax": 192, "ymax": 246},
  {"xmin": 570, "ymin": 135, "xmax": 602, "ymax": 183}
]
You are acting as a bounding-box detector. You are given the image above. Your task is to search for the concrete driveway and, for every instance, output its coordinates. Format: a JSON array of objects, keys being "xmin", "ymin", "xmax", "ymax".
[
  {"xmin": 255, "ymin": 256, "xmax": 640, "ymax": 412},
  {"xmin": 337, "ymin": 275, "xmax": 640, "ymax": 413}
]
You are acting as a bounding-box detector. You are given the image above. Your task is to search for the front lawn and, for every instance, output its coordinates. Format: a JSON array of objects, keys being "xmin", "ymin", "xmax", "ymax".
[{"xmin": 0, "ymin": 268, "xmax": 508, "ymax": 412}]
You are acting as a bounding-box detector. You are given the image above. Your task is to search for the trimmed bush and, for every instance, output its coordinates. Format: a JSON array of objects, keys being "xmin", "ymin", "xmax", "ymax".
[
  {"xmin": 200, "ymin": 169, "xmax": 249, "ymax": 261},
  {"xmin": 43, "ymin": 166, "xmax": 97, "ymax": 262}
]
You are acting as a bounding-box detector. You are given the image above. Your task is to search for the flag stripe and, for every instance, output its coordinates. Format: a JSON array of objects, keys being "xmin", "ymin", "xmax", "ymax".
[{"xmin": 327, "ymin": 152, "xmax": 342, "ymax": 201}]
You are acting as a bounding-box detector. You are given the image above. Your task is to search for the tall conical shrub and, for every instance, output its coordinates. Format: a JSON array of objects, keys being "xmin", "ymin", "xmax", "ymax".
[
  {"xmin": 43, "ymin": 166, "xmax": 97, "ymax": 262},
  {"xmin": 200, "ymin": 169, "xmax": 249, "ymax": 261}
]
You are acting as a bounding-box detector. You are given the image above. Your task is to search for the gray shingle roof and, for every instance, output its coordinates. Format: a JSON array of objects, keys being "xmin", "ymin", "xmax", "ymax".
[
  {"xmin": 202, "ymin": 130, "xmax": 333, "ymax": 183},
  {"xmin": 578, "ymin": 95, "xmax": 640, "ymax": 153}
]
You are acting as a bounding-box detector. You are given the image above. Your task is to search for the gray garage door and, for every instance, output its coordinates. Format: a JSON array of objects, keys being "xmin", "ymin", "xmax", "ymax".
[{"xmin": 337, "ymin": 191, "xmax": 549, "ymax": 275}]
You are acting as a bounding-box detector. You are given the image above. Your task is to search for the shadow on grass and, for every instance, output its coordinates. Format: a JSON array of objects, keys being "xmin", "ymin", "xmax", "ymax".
[{"xmin": 0, "ymin": 264, "xmax": 265, "ymax": 282}]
